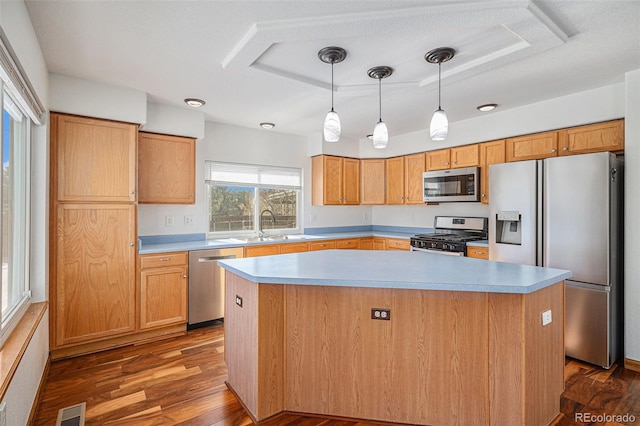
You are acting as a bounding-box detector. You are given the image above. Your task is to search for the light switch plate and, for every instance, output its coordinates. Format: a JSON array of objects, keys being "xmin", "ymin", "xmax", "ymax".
[{"xmin": 542, "ymin": 309, "xmax": 552, "ymax": 326}]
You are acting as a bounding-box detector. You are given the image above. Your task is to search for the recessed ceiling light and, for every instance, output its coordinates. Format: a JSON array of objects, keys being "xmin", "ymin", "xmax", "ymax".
[
  {"xmin": 184, "ymin": 98, "xmax": 205, "ymax": 107},
  {"xmin": 477, "ymin": 103, "xmax": 497, "ymax": 112},
  {"xmin": 260, "ymin": 122, "xmax": 275, "ymax": 129}
]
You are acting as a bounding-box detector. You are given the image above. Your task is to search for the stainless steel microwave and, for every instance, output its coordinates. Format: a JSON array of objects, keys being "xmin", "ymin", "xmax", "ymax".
[{"xmin": 423, "ymin": 167, "xmax": 480, "ymax": 202}]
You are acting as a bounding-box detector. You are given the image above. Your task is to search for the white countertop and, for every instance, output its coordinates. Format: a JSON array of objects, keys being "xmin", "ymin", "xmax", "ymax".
[{"xmin": 218, "ymin": 249, "xmax": 571, "ymax": 294}]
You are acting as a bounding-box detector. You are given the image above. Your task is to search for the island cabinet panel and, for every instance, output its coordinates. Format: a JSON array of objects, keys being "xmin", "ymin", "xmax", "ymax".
[
  {"xmin": 52, "ymin": 113, "xmax": 137, "ymax": 202},
  {"xmin": 558, "ymin": 119, "xmax": 624, "ymax": 156},
  {"xmin": 225, "ymin": 274, "xmax": 284, "ymax": 420},
  {"xmin": 138, "ymin": 132, "xmax": 196, "ymax": 204},
  {"xmin": 285, "ymin": 286, "xmax": 488, "ymax": 425},
  {"xmin": 488, "ymin": 282, "xmax": 564, "ymax": 426}
]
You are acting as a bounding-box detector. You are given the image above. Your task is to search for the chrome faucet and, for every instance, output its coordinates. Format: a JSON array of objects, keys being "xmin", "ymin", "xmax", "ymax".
[{"xmin": 259, "ymin": 209, "xmax": 277, "ymax": 237}]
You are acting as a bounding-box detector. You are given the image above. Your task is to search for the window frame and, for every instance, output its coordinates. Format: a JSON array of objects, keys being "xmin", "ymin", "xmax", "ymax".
[
  {"xmin": 205, "ymin": 161, "xmax": 303, "ymax": 239},
  {"xmin": 0, "ymin": 83, "xmax": 32, "ymax": 348}
]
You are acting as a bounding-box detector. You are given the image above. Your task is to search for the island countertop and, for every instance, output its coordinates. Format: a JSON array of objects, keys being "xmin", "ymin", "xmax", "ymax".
[{"xmin": 218, "ymin": 249, "xmax": 571, "ymax": 294}]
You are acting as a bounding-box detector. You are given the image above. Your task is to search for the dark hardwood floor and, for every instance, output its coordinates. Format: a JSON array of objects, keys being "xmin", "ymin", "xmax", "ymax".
[{"xmin": 32, "ymin": 323, "xmax": 640, "ymax": 425}]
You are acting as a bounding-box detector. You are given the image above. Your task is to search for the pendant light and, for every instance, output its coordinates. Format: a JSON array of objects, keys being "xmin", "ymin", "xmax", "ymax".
[
  {"xmin": 367, "ymin": 66, "xmax": 393, "ymax": 149},
  {"xmin": 425, "ymin": 47, "xmax": 455, "ymax": 141},
  {"xmin": 318, "ymin": 47, "xmax": 347, "ymax": 143}
]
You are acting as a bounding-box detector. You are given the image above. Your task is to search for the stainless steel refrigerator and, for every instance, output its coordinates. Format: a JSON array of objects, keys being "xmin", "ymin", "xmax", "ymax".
[{"xmin": 489, "ymin": 151, "xmax": 623, "ymax": 368}]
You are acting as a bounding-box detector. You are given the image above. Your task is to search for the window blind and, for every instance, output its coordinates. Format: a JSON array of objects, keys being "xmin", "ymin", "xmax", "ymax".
[{"xmin": 205, "ymin": 161, "xmax": 302, "ymax": 190}]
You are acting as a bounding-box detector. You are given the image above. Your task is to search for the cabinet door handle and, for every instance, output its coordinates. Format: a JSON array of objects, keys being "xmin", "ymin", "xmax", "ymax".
[
  {"xmin": 452, "ymin": 161, "xmax": 457, "ymax": 165},
  {"xmin": 129, "ymin": 243, "xmax": 135, "ymax": 247},
  {"xmin": 562, "ymin": 147, "xmax": 568, "ymax": 151},
  {"xmin": 130, "ymin": 190, "xmax": 135, "ymax": 195},
  {"xmin": 551, "ymin": 148, "xmax": 557, "ymax": 153},
  {"xmin": 445, "ymin": 162, "xmax": 450, "ymax": 166},
  {"xmin": 160, "ymin": 257, "xmax": 171, "ymax": 261},
  {"xmin": 182, "ymin": 274, "xmax": 187, "ymax": 279}
]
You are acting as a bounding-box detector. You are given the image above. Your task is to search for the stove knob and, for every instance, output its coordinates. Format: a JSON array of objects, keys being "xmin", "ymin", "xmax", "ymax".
[
  {"xmin": 431, "ymin": 242, "xmax": 437, "ymax": 248},
  {"xmin": 443, "ymin": 244, "xmax": 449, "ymax": 250}
]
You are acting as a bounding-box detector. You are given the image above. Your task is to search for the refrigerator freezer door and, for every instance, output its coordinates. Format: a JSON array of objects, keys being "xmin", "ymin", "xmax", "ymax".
[
  {"xmin": 565, "ymin": 280, "xmax": 611, "ymax": 368},
  {"xmin": 489, "ymin": 160, "xmax": 538, "ymax": 265},
  {"xmin": 543, "ymin": 152, "xmax": 610, "ymax": 285}
]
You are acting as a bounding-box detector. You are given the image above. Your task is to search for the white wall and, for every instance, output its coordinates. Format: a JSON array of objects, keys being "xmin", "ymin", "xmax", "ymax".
[
  {"xmin": 624, "ymin": 69, "xmax": 640, "ymax": 363},
  {"xmin": 141, "ymin": 102, "xmax": 205, "ymax": 140},
  {"xmin": 0, "ymin": 0, "xmax": 50, "ymax": 422},
  {"xmin": 49, "ymin": 73, "xmax": 147, "ymax": 124}
]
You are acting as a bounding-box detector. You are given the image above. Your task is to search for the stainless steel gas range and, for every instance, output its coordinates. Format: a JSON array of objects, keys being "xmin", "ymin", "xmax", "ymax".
[{"xmin": 410, "ymin": 216, "xmax": 488, "ymax": 256}]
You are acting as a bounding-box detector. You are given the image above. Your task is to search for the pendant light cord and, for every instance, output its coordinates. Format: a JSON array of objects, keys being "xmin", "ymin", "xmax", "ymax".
[
  {"xmin": 438, "ymin": 61, "xmax": 442, "ymax": 109},
  {"xmin": 378, "ymin": 77, "xmax": 382, "ymax": 122},
  {"xmin": 331, "ymin": 61, "xmax": 335, "ymax": 112}
]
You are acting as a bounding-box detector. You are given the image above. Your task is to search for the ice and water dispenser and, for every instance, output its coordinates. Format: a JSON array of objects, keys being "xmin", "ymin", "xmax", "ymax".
[{"xmin": 495, "ymin": 211, "xmax": 522, "ymax": 245}]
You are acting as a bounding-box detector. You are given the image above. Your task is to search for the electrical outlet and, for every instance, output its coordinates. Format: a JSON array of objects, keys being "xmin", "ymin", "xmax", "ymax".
[
  {"xmin": 165, "ymin": 215, "xmax": 175, "ymax": 227},
  {"xmin": 235, "ymin": 295, "xmax": 243, "ymax": 307},
  {"xmin": 542, "ymin": 309, "xmax": 552, "ymax": 326},
  {"xmin": 184, "ymin": 215, "xmax": 194, "ymax": 226},
  {"xmin": 371, "ymin": 308, "xmax": 390, "ymax": 320}
]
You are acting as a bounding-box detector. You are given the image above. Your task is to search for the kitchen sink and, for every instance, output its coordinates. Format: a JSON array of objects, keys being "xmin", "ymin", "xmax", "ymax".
[{"xmin": 221, "ymin": 235, "xmax": 322, "ymax": 243}]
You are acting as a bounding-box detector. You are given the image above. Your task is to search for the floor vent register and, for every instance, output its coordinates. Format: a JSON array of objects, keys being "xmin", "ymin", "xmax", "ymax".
[{"xmin": 56, "ymin": 402, "xmax": 86, "ymax": 426}]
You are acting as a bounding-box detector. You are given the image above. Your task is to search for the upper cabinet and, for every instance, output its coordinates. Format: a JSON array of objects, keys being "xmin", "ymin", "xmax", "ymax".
[
  {"xmin": 361, "ymin": 159, "xmax": 386, "ymax": 205},
  {"xmin": 479, "ymin": 140, "xmax": 505, "ymax": 205},
  {"xmin": 386, "ymin": 153, "xmax": 426, "ymax": 205},
  {"xmin": 138, "ymin": 132, "xmax": 196, "ymax": 204},
  {"xmin": 312, "ymin": 155, "xmax": 360, "ymax": 205},
  {"xmin": 52, "ymin": 113, "xmax": 137, "ymax": 202},
  {"xmin": 558, "ymin": 119, "xmax": 624, "ymax": 156},
  {"xmin": 426, "ymin": 145, "xmax": 479, "ymax": 171},
  {"xmin": 506, "ymin": 131, "xmax": 558, "ymax": 162}
]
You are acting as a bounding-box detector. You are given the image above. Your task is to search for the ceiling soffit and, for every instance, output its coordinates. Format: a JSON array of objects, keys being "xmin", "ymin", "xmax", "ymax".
[{"xmin": 222, "ymin": 1, "xmax": 568, "ymax": 96}]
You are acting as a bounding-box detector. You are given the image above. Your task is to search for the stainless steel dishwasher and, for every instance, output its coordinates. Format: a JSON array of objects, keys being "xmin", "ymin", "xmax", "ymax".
[{"xmin": 188, "ymin": 247, "xmax": 243, "ymax": 328}]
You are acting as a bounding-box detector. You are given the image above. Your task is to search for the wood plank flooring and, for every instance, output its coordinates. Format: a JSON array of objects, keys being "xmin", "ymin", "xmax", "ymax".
[{"xmin": 32, "ymin": 323, "xmax": 640, "ymax": 425}]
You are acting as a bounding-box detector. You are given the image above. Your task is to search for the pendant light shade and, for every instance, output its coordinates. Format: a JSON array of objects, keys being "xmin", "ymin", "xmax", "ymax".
[
  {"xmin": 318, "ymin": 47, "xmax": 347, "ymax": 143},
  {"xmin": 425, "ymin": 47, "xmax": 455, "ymax": 141},
  {"xmin": 373, "ymin": 120, "xmax": 388, "ymax": 149},
  {"xmin": 323, "ymin": 110, "xmax": 341, "ymax": 142},
  {"xmin": 430, "ymin": 108, "xmax": 448, "ymax": 141},
  {"xmin": 368, "ymin": 66, "xmax": 393, "ymax": 149}
]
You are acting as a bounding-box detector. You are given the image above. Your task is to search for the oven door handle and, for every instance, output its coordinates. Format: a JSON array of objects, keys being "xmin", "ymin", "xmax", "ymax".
[{"xmin": 411, "ymin": 246, "xmax": 464, "ymax": 256}]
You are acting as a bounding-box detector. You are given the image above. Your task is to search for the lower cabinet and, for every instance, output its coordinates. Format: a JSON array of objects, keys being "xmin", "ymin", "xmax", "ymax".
[
  {"xmin": 310, "ymin": 240, "xmax": 336, "ymax": 251},
  {"xmin": 385, "ymin": 238, "xmax": 411, "ymax": 251},
  {"xmin": 139, "ymin": 252, "xmax": 189, "ymax": 330},
  {"xmin": 467, "ymin": 246, "xmax": 489, "ymax": 259}
]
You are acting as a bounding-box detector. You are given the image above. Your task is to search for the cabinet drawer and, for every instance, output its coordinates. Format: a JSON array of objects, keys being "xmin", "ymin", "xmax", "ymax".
[
  {"xmin": 309, "ymin": 241, "xmax": 336, "ymax": 251},
  {"xmin": 336, "ymin": 239, "xmax": 359, "ymax": 249},
  {"xmin": 140, "ymin": 252, "xmax": 188, "ymax": 269},
  {"xmin": 385, "ymin": 238, "xmax": 410, "ymax": 251},
  {"xmin": 280, "ymin": 242, "xmax": 309, "ymax": 254},
  {"xmin": 467, "ymin": 246, "xmax": 489, "ymax": 259},
  {"xmin": 244, "ymin": 244, "xmax": 280, "ymax": 258}
]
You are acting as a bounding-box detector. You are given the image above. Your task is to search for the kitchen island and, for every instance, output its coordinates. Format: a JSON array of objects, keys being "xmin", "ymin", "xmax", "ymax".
[{"xmin": 219, "ymin": 250, "xmax": 571, "ymax": 425}]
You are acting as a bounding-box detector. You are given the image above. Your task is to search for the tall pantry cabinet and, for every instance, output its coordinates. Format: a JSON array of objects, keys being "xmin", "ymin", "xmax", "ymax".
[{"xmin": 50, "ymin": 113, "xmax": 138, "ymax": 357}]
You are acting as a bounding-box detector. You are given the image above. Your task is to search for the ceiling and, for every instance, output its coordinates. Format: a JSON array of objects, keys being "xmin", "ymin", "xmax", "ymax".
[{"xmin": 25, "ymin": 0, "xmax": 640, "ymax": 141}]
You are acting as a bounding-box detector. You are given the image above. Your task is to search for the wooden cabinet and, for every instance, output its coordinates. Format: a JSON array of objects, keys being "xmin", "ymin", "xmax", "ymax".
[
  {"xmin": 244, "ymin": 244, "xmax": 280, "ymax": 257},
  {"xmin": 50, "ymin": 113, "xmax": 141, "ymax": 357},
  {"xmin": 336, "ymin": 238, "xmax": 359, "ymax": 249},
  {"xmin": 467, "ymin": 246, "xmax": 489, "ymax": 260},
  {"xmin": 405, "ymin": 153, "xmax": 427, "ymax": 204},
  {"xmin": 138, "ymin": 132, "xmax": 196, "ymax": 204},
  {"xmin": 52, "ymin": 113, "xmax": 137, "ymax": 202},
  {"xmin": 373, "ymin": 238, "xmax": 386, "ymax": 250},
  {"xmin": 360, "ymin": 159, "xmax": 386, "ymax": 204},
  {"xmin": 310, "ymin": 240, "xmax": 336, "ymax": 251},
  {"xmin": 312, "ymin": 155, "xmax": 360, "ymax": 205},
  {"xmin": 426, "ymin": 145, "xmax": 479, "ymax": 170},
  {"xmin": 359, "ymin": 237, "xmax": 373, "ymax": 250},
  {"xmin": 558, "ymin": 119, "xmax": 624, "ymax": 156},
  {"xmin": 385, "ymin": 238, "xmax": 410, "ymax": 251},
  {"xmin": 53, "ymin": 203, "xmax": 137, "ymax": 347},
  {"xmin": 385, "ymin": 156, "xmax": 405, "ymax": 204},
  {"xmin": 506, "ymin": 131, "xmax": 558, "ymax": 162},
  {"xmin": 139, "ymin": 252, "xmax": 188, "ymax": 330},
  {"xmin": 280, "ymin": 242, "xmax": 309, "ymax": 254},
  {"xmin": 479, "ymin": 140, "xmax": 506, "ymax": 204},
  {"xmin": 385, "ymin": 153, "xmax": 425, "ymax": 205}
]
